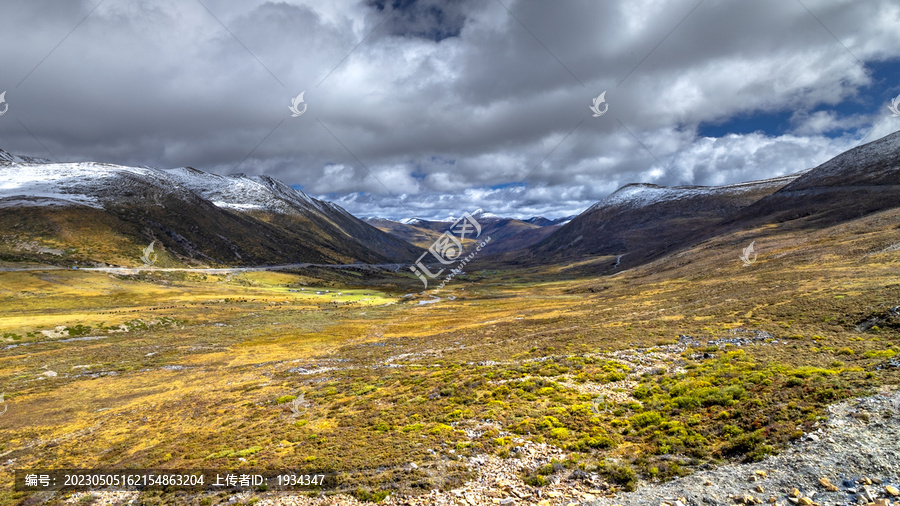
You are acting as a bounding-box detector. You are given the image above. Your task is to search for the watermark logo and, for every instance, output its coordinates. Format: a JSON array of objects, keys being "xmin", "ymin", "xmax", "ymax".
[
  {"xmin": 0, "ymin": 392, "xmax": 7, "ymax": 416},
  {"xmin": 289, "ymin": 91, "xmax": 307, "ymax": 117},
  {"xmin": 589, "ymin": 91, "xmax": 608, "ymax": 117},
  {"xmin": 740, "ymin": 240, "xmax": 757, "ymax": 266},
  {"xmin": 140, "ymin": 241, "xmax": 158, "ymax": 266},
  {"xmin": 889, "ymin": 93, "xmax": 900, "ymax": 117},
  {"xmin": 0, "ymin": 91, "xmax": 7, "ymax": 116},
  {"xmin": 410, "ymin": 211, "xmax": 491, "ymax": 291},
  {"xmin": 591, "ymin": 394, "xmax": 608, "ymax": 414},
  {"xmin": 289, "ymin": 393, "xmax": 308, "ymax": 416}
]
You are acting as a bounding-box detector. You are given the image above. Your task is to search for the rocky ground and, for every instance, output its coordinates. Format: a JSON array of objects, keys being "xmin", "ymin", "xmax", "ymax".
[{"xmin": 588, "ymin": 385, "xmax": 900, "ymax": 506}]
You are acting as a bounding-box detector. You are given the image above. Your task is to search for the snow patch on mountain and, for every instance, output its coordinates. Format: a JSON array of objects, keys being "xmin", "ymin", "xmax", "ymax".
[
  {"xmin": 587, "ymin": 173, "xmax": 803, "ymax": 214},
  {"xmin": 783, "ymin": 130, "xmax": 900, "ymax": 189},
  {"xmin": 0, "ymin": 162, "xmax": 168, "ymax": 208},
  {"xmin": 163, "ymin": 167, "xmax": 330, "ymax": 216},
  {"xmin": 0, "ymin": 149, "xmax": 334, "ymax": 220},
  {"xmin": 470, "ymin": 209, "xmax": 500, "ymax": 219},
  {"xmin": 0, "ymin": 148, "xmax": 51, "ymax": 164},
  {"xmin": 437, "ymin": 209, "xmax": 501, "ymax": 222}
]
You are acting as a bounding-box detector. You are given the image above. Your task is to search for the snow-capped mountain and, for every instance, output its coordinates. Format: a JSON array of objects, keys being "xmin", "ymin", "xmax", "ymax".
[
  {"xmin": 0, "ymin": 156, "xmax": 202, "ymax": 209},
  {"xmin": 530, "ymin": 167, "xmax": 804, "ymax": 267},
  {"xmin": 0, "ymin": 150, "xmax": 332, "ymax": 217},
  {"xmin": 164, "ymin": 167, "xmax": 325, "ymax": 214},
  {"xmin": 393, "ymin": 209, "xmax": 500, "ymax": 225},
  {"xmin": 0, "ymin": 150, "xmax": 421, "ymax": 266},
  {"xmin": 531, "ymin": 130, "xmax": 900, "ymax": 271},
  {"xmin": 583, "ymin": 174, "xmax": 802, "ymax": 214},
  {"xmin": 467, "ymin": 209, "xmax": 500, "ymax": 220}
]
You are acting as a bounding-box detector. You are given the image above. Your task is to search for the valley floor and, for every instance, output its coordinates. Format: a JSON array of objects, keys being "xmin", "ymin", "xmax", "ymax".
[{"xmin": 2, "ymin": 208, "xmax": 900, "ymax": 506}]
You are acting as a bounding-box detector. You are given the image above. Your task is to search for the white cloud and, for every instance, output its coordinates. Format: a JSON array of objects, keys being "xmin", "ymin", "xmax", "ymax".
[{"xmin": 1, "ymin": 0, "xmax": 899, "ymax": 220}]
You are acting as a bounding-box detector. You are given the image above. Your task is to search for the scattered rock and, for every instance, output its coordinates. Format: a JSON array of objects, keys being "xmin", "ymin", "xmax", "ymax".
[{"xmin": 819, "ymin": 477, "xmax": 838, "ymax": 492}]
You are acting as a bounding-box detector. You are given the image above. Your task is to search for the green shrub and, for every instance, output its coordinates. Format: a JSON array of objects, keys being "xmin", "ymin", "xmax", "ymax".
[
  {"xmin": 276, "ymin": 395, "xmax": 297, "ymax": 404},
  {"xmin": 721, "ymin": 429, "xmax": 763, "ymax": 458},
  {"xmin": 549, "ymin": 427, "xmax": 569, "ymax": 440},
  {"xmin": 539, "ymin": 416, "xmax": 562, "ymax": 429},
  {"xmin": 789, "ymin": 366, "xmax": 837, "ymax": 378},
  {"xmin": 630, "ymin": 411, "xmax": 663, "ymax": 428},
  {"xmin": 233, "ymin": 446, "xmax": 262, "ymax": 457},
  {"xmin": 598, "ymin": 462, "xmax": 636, "ymax": 491},
  {"xmin": 863, "ymin": 349, "xmax": 897, "ymax": 359},
  {"xmin": 65, "ymin": 324, "xmax": 93, "ymax": 337},
  {"xmin": 633, "ymin": 385, "xmax": 651, "ymax": 399},
  {"xmin": 572, "ymin": 435, "xmax": 616, "ymax": 450},
  {"xmin": 671, "ymin": 396, "xmax": 700, "ymax": 409},
  {"xmin": 722, "ymin": 424, "xmax": 742, "ymax": 437},
  {"xmin": 785, "ymin": 377, "xmax": 804, "ymax": 387},
  {"xmin": 355, "ymin": 384, "xmax": 377, "ymax": 396},
  {"xmin": 522, "ymin": 474, "xmax": 548, "ymax": 486},
  {"xmin": 429, "ymin": 424, "xmax": 453, "ymax": 435},
  {"xmin": 352, "ymin": 489, "xmax": 389, "ymax": 502}
]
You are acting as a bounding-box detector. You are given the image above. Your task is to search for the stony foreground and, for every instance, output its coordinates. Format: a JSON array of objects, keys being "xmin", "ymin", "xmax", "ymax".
[{"xmin": 587, "ymin": 385, "xmax": 900, "ymax": 506}]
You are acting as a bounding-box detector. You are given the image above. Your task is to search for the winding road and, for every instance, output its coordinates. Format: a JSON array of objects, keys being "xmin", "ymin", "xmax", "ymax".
[{"xmin": 0, "ymin": 262, "xmax": 406, "ymax": 274}]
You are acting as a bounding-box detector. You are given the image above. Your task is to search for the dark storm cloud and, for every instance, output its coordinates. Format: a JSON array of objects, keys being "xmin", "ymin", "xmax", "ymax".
[
  {"xmin": 1, "ymin": 0, "xmax": 899, "ymax": 220},
  {"xmin": 368, "ymin": 0, "xmax": 468, "ymax": 41}
]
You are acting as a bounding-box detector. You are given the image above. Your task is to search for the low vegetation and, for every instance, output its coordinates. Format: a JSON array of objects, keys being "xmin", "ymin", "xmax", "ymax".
[{"xmin": 1, "ymin": 209, "xmax": 899, "ymax": 504}]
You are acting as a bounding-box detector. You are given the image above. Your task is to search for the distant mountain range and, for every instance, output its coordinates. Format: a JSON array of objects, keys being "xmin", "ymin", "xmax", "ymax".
[
  {"xmin": 0, "ymin": 152, "xmax": 420, "ymax": 267},
  {"xmin": 1, "ymin": 130, "xmax": 898, "ymax": 272},
  {"xmin": 365, "ymin": 210, "xmax": 572, "ymax": 254}
]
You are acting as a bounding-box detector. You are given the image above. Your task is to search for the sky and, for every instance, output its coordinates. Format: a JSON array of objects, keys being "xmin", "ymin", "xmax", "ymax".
[{"xmin": 1, "ymin": 0, "xmax": 899, "ymax": 221}]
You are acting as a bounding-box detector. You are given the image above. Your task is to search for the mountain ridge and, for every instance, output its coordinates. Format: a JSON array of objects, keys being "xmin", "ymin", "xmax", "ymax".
[
  {"xmin": 722, "ymin": 130, "xmax": 900, "ymax": 229},
  {"xmin": 526, "ymin": 170, "xmax": 804, "ymax": 268}
]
